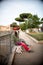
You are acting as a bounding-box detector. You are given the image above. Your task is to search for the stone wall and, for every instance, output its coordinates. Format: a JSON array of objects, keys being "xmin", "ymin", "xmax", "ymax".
[
  {"xmin": 0, "ymin": 34, "xmax": 11, "ymax": 56},
  {"xmin": 0, "ymin": 31, "xmax": 14, "ymax": 65}
]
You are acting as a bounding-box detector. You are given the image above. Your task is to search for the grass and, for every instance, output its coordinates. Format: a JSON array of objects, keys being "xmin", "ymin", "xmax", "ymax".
[{"xmin": 28, "ymin": 32, "xmax": 43, "ymax": 41}]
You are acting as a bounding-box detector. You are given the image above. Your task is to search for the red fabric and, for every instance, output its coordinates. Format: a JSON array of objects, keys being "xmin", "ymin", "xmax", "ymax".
[{"xmin": 20, "ymin": 42, "xmax": 30, "ymax": 51}]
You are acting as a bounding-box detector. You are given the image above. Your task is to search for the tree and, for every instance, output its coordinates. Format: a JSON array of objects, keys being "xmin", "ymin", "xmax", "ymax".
[
  {"xmin": 20, "ymin": 13, "xmax": 30, "ymax": 19},
  {"xmin": 41, "ymin": 18, "xmax": 43, "ymax": 32},
  {"xmin": 15, "ymin": 13, "xmax": 33, "ymax": 30},
  {"xmin": 15, "ymin": 17, "xmax": 24, "ymax": 26},
  {"xmin": 15, "ymin": 17, "xmax": 24, "ymax": 22},
  {"xmin": 10, "ymin": 22, "xmax": 18, "ymax": 27},
  {"xmin": 32, "ymin": 15, "xmax": 40, "ymax": 21},
  {"xmin": 41, "ymin": 18, "xmax": 43, "ymax": 21},
  {"xmin": 29, "ymin": 15, "xmax": 43, "ymax": 28},
  {"xmin": 15, "ymin": 13, "xmax": 32, "ymax": 22},
  {"xmin": 20, "ymin": 23, "xmax": 26, "ymax": 30},
  {"xmin": 15, "ymin": 13, "xmax": 43, "ymax": 31}
]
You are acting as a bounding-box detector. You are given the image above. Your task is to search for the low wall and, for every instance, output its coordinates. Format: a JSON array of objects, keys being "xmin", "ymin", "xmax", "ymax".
[
  {"xmin": 8, "ymin": 46, "xmax": 17, "ymax": 65},
  {"xmin": 0, "ymin": 31, "xmax": 14, "ymax": 65},
  {"xmin": 0, "ymin": 31, "xmax": 12, "ymax": 37}
]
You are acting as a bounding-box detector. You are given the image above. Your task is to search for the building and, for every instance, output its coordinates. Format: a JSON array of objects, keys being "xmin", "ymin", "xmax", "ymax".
[{"xmin": 0, "ymin": 25, "xmax": 11, "ymax": 31}]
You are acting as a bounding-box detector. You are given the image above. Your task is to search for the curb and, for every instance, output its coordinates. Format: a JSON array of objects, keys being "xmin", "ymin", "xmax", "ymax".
[{"xmin": 26, "ymin": 33, "xmax": 43, "ymax": 44}]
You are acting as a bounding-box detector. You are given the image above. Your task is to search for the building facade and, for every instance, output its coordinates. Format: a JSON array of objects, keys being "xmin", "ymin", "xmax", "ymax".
[{"xmin": 0, "ymin": 25, "xmax": 11, "ymax": 31}]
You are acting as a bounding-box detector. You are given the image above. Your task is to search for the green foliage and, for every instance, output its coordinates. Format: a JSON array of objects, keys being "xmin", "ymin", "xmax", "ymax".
[
  {"xmin": 10, "ymin": 22, "xmax": 18, "ymax": 27},
  {"xmin": 15, "ymin": 13, "xmax": 43, "ymax": 31},
  {"xmin": 20, "ymin": 13, "xmax": 33, "ymax": 19},
  {"xmin": 41, "ymin": 18, "xmax": 43, "ymax": 21},
  {"xmin": 28, "ymin": 13, "xmax": 32, "ymax": 18},
  {"xmin": 20, "ymin": 13, "xmax": 30, "ymax": 19},
  {"xmin": 15, "ymin": 17, "xmax": 24, "ymax": 22},
  {"xmin": 32, "ymin": 15, "xmax": 40, "ymax": 21},
  {"xmin": 20, "ymin": 23, "xmax": 26, "ymax": 30}
]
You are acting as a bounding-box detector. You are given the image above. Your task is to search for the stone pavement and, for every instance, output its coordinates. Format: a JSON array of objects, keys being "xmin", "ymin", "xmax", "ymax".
[{"xmin": 12, "ymin": 31, "xmax": 43, "ymax": 65}]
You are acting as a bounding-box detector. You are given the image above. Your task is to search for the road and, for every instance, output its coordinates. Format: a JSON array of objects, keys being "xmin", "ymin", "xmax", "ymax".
[{"xmin": 12, "ymin": 31, "xmax": 43, "ymax": 65}]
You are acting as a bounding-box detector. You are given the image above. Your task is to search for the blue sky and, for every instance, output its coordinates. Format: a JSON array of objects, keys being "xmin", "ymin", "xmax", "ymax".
[{"xmin": 0, "ymin": 0, "xmax": 43, "ymax": 25}]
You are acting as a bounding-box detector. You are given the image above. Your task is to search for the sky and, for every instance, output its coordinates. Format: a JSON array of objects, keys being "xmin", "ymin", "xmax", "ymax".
[{"xmin": 0, "ymin": 0, "xmax": 43, "ymax": 25}]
